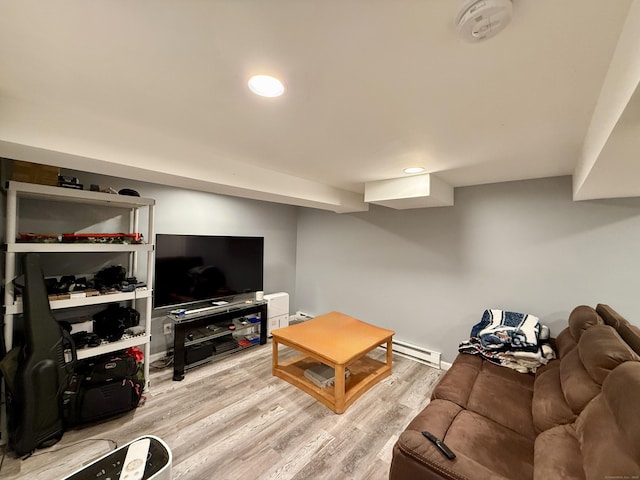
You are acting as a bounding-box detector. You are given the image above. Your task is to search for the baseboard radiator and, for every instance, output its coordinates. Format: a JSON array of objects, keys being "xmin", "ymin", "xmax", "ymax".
[{"xmin": 382, "ymin": 340, "xmax": 441, "ymax": 369}]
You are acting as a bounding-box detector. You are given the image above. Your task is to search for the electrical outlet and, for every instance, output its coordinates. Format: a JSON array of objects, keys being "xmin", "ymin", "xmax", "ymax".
[{"xmin": 163, "ymin": 323, "xmax": 173, "ymax": 335}]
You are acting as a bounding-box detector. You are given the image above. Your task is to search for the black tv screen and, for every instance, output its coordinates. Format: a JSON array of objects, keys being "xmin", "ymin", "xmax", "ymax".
[{"xmin": 154, "ymin": 234, "xmax": 264, "ymax": 309}]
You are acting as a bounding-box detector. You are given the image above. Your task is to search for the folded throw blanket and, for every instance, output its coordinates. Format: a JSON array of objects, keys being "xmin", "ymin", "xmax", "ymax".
[
  {"xmin": 471, "ymin": 309, "xmax": 540, "ymax": 352},
  {"xmin": 459, "ymin": 309, "xmax": 555, "ymax": 373},
  {"xmin": 458, "ymin": 337, "xmax": 555, "ymax": 373}
]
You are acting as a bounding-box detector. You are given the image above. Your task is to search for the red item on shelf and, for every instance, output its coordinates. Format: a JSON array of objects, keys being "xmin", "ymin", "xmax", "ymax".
[{"xmin": 61, "ymin": 233, "xmax": 144, "ymax": 244}]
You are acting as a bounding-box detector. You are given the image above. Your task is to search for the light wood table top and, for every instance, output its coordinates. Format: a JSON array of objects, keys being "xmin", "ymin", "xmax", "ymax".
[
  {"xmin": 271, "ymin": 311, "xmax": 395, "ymax": 413},
  {"xmin": 272, "ymin": 311, "xmax": 395, "ymax": 364}
]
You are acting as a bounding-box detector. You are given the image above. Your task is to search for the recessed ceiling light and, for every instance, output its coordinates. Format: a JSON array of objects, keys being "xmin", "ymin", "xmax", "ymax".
[
  {"xmin": 248, "ymin": 75, "xmax": 285, "ymax": 97},
  {"xmin": 403, "ymin": 167, "xmax": 425, "ymax": 174}
]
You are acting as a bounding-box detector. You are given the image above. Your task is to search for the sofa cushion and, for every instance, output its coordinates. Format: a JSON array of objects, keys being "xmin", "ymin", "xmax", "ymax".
[
  {"xmin": 394, "ymin": 399, "xmax": 534, "ymax": 480},
  {"xmin": 535, "ymin": 362, "xmax": 640, "ymax": 480},
  {"xmin": 444, "ymin": 409, "xmax": 534, "ymax": 480},
  {"xmin": 617, "ymin": 322, "xmax": 640, "ymax": 356},
  {"xmin": 532, "ymin": 361, "xmax": 576, "ymax": 433},
  {"xmin": 559, "ymin": 325, "xmax": 637, "ymax": 414},
  {"xmin": 431, "ymin": 354, "xmax": 482, "ymax": 408},
  {"xmin": 578, "ymin": 325, "xmax": 639, "ymax": 384},
  {"xmin": 559, "ymin": 348, "xmax": 600, "ymax": 414},
  {"xmin": 432, "ymin": 354, "xmax": 534, "ymax": 407},
  {"xmin": 554, "ymin": 327, "xmax": 577, "ymax": 359},
  {"xmin": 406, "ymin": 397, "xmax": 464, "ymax": 435},
  {"xmin": 533, "ymin": 323, "xmax": 638, "ymax": 433},
  {"xmin": 432, "ymin": 354, "xmax": 535, "ymax": 438},
  {"xmin": 392, "ymin": 429, "xmax": 514, "ymax": 480},
  {"xmin": 479, "ymin": 359, "xmax": 535, "ymax": 389},
  {"xmin": 466, "ymin": 367, "xmax": 536, "ymax": 439},
  {"xmin": 553, "ymin": 306, "xmax": 603, "ymax": 360},
  {"xmin": 596, "ymin": 303, "xmax": 625, "ymax": 329},
  {"xmin": 575, "ymin": 362, "xmax": 640, "ymax": 479},
  {"xmin": 568, "ymin": 305, "xmax": 603, "ymax": 342},
  {"xmin": 533, "ymin": 424, "xmax": 584, "ymax": 480},
  {"xmin": 596, "ymin": 303, "xmax": 640, "ymax": 355}
]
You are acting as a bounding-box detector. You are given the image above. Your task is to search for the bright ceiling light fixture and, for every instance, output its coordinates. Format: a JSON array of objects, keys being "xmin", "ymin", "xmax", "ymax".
[
  {"xmin": 403, "ymin": 167, "xmax": 425, "ymax": 174},
  {"xmin": 248, "ymin": 75, "xmax": 285, "ymax": 97}
]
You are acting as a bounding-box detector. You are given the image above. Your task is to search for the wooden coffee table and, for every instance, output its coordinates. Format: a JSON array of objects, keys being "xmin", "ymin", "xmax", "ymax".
[{"xmin": 271, "ymin": 311, "xmax": 395, "ymax": 414}]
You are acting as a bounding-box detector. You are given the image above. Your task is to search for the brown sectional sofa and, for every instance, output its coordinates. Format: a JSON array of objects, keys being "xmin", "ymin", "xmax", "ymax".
[{"xmin": 390, "ymin": 304, "xmax": 640, "ymax": 480}]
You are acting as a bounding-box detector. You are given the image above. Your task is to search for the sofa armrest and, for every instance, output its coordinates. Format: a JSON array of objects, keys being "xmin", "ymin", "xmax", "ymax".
[{"xmin": 391, "ymin": 430, "xmax": 513, "ymax": 480}]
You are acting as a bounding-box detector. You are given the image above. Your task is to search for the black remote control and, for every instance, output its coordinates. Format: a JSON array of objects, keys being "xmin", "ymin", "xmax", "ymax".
[{"xmin": 422, "ymin": 431, "xmax": 456, "ymax": 460}]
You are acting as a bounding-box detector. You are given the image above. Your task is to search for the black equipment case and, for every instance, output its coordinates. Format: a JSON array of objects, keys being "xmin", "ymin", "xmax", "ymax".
[
  {"xmin": 64, "ymin": 353, "xmax": 143, "ymax": 425},
  {"xmin": 3, "ymin": 254, "xmax": 77, "ymax": 456}
]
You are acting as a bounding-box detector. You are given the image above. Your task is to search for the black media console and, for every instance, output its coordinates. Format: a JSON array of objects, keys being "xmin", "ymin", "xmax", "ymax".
[{"xmin": 170, "ymin": 301, "xmax": 268, "ymax": 381}]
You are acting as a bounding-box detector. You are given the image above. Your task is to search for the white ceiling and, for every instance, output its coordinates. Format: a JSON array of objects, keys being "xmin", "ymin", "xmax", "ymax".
[{"xmin": 1, "ymin": 0, "xmax": 639, "ymax": 212}]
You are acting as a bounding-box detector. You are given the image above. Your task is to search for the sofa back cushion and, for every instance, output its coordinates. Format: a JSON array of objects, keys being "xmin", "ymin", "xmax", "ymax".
[
  {"xmin": 560, "ymin": 325, "xmax": 637, "ymax": 414},
  {"xmin": 618, "ymin": 322, "xmax": 640, "ymax": 356},
  {"xmin": 596, "ymin": 303, "xmax": 640, "ymax": 355},
  {"xmin": 554, "ymin": 328, "xmax": 577, "ymax": 360},
  {"xmin": 575, "ymin": 361, "xmax": 640, "ymax": 478},
  {"xmin": 596, "ymin": 303, "xmax": 625, "ymax": 329},
  {"xmin": 533, "ymin": 318, "xmax": 640, "ymax": 432},
  {"xmin": 532, "ymin": 362, "xmax": 577, "ymax": 433},
  {"xmin": 559, "ymin": 349, "xmax": 600, "ymax": 416},
  {"xmin": 554, "ymin": 306, "xmax": 603, "ymax": 360},
  {"xmin": 568, "ymin": 305, "xmax": 603, "ymax": 343},
  {"xmin": 579, "ymin": 325, "xmax": 639, "ymax": 384}
]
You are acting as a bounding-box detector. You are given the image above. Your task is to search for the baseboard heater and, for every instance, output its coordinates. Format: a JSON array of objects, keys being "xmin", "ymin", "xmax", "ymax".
[{"xmin": 382, "ymin": 340, "xmax": 441, "ymax": 369}]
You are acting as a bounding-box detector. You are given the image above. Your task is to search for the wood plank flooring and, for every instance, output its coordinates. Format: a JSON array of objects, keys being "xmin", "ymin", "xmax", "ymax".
[{"xmin": 0, "ymin": 342, "xmax": 443, "ymax": 480}]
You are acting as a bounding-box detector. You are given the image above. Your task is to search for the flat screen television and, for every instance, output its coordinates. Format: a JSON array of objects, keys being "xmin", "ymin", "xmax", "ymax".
[{"xmin": 154, "ymin": 234, "xmax": 264, "ymax": 309}]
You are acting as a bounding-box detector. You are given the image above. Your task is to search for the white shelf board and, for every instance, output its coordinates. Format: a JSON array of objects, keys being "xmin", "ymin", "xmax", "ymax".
[
  {"xmin": 76, "ymin": 333, "xmax": 150, "ymax": 360},
  {"xmin": 6, "ymin": 289, "xmax": 153, "ymax": 314},
  {"xmin": 6, "ymin": 243, "xmax": 154, "ymax": 253},
  {"xmin": 6, "ymin": 181, "xmax": 155, "ymax": 207}
]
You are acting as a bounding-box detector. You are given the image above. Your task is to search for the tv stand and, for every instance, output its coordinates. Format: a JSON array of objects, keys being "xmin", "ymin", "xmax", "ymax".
[{"xmin": 170, "ymin": 301, "xmax": 267, "ymax": 381}]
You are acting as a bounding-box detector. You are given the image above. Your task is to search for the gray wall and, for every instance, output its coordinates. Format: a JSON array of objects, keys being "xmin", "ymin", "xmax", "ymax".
[
  {"xmin": 65, "ymin": 170, "xmax": 299, "ymax": 355},
  {"xmin": 7, "ymin": 165, "xmax": 640, "ymax": 363},
  {"xmin": 295, "ymin": 176, "xmax": 640, "ymax": 363}
]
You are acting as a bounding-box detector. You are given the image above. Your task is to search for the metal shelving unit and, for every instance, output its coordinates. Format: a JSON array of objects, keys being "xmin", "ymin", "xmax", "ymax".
[{"xmin": 2, "ymin": 181, "xmax": 155, "ymax": 387}]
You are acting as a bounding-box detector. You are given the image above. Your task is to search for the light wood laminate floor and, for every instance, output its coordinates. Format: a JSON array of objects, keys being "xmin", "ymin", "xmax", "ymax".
[{"xmin": 0, "ymin": 342, "xmax": 443, "ymax": 480}]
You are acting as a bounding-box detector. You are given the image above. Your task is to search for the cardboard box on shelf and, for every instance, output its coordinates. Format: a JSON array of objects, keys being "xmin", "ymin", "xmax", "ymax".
[{"xmin": 11, "ymin": 160, "xmax": 60, "ymax": 186}]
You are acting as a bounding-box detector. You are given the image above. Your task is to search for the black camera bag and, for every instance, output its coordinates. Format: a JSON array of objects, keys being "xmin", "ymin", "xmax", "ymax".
[
  {"xmin": 76, "ymin": 353, "xmax": 138, "ymax": 384},
  {"xmin": 92, "ymin": 304, "xmax": 140, "ymax": 342},
  {"xmin": 64, "ymin": 377, "xmax": 143, "ymax": 425}
]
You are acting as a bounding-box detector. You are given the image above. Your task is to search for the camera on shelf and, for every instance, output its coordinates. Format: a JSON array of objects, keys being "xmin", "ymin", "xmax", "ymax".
[
  {"xmin": 71, "ymin": 331, "xmax": 102, "ymax": 348},
  {"xmin": 93, "ymin": 304, "xmax": 140, "ymax": 342}
]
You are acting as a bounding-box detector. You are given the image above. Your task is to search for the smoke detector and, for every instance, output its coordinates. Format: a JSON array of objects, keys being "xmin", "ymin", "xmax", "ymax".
[{"xmin": 456, "ymin": 0, "xmax": 513, "ymax": 43}]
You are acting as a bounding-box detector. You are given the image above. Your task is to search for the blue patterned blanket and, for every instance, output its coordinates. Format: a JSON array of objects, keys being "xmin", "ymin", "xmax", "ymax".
[
  {"xmin": 459, "ymin": 309, "xmax": 555, "ymax": 373},
  {"xmin": 471, "ymin": 309, "xmax": 540, "ymax": 352}
]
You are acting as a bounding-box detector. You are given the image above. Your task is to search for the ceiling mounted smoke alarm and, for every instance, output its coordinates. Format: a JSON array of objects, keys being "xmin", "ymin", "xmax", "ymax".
[{"xmin": 456, "ymin": 0, "xmax": 513, "ymax": 43}]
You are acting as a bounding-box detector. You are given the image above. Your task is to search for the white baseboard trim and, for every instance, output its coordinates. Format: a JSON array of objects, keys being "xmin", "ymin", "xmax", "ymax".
[
  {"xmin": 439, "ymin": 360, "xmax": 452, "ymax": 371},
  {"xmin": 380, "ymin": 340, "xmax": 442, "ymax": 369},
  {"xmin": 150, "ymin": 344, "xmax": 451, "ymax": 371}
]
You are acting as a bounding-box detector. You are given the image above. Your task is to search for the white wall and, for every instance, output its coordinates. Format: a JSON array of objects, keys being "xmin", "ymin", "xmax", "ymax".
[{"xmin": 295, "ymin": 176, "xmax": 640, "ymax": 362}]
